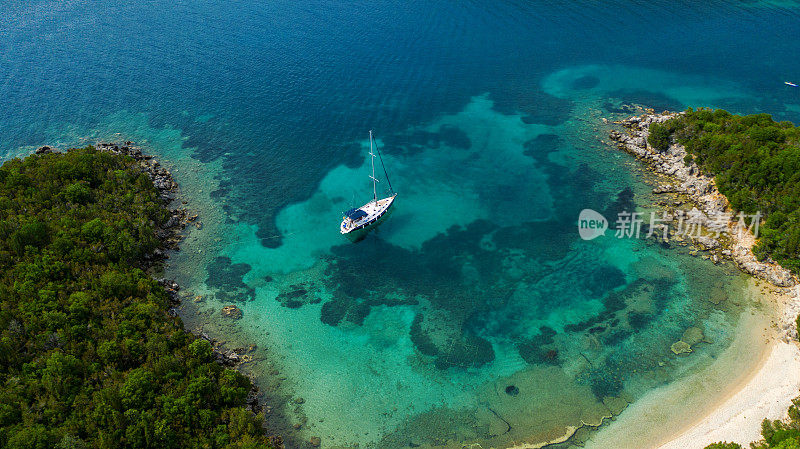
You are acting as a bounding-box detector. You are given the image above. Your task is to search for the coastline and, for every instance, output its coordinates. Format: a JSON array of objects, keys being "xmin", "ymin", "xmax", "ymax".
[
  {"xmin": 655, "ymin": 337, "xmax": 800, "ymax": 449},
  {"xmin": 39, "ymin": 114, "xmax": 797, "ymax": 449},
  {"xmin": 34, "ymin": 142, "xmax": 279, "ymax": 443},
  {"xmin": 596, "ymin": 111, "xmax": 800, "ymax": 449},
  {"xmin": 608, "ymin": 112, "xmax": 796, "ymax": 292},
  {"xmin": 585, "ymin": 285, "xmax": 799, "ymax": 449}
]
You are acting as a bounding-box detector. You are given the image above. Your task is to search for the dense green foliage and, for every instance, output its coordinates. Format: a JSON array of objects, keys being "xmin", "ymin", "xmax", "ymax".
[
  {"xmin": 647, "ymin": 122, "xmax": 672, "ymax": 152},
  {"xmin": 663, "ymin": 108, "xmax": 800, "ymax": 273},
  {"xmin": 0, "ymin": 147, "xmax": 272, "ymax": 448},
  {"xmin": 754, "ymin": 410, "xmax": 800, "ymax": 449},
  {"xmin": 704, "ymin": 443, "xmax": 745, "ymax": 449}
]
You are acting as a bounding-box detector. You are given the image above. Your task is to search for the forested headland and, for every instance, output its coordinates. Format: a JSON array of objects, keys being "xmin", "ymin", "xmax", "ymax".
[
  {"xmin": 650, "ymin": 108, "xmax": 800, "ymax": 275},
  {"xmin": 644, "ymin": 109, "xmax": 800, "ymax": 449},
  {"xmin": 0, "ymin": 147, "xmax": 274, "ymax": 449}
]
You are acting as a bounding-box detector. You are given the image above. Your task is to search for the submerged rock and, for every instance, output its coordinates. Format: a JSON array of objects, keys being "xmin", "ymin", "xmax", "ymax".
[
  {"xmin": 670, "ymin": 340, "xmax": 692, "ymax": 355},
  {"xmin": 221, "ymin": 305, "xmax": 243, "ymax": 320},
  {"xmin": 682, "ymin": 327, "xmax": 704, "ymax": 346},
  {"xmin": 488, "ymin": 419, "xmax": 510, "ymax": 438},
  {"xmin": 602, "ymin": 395, "xmax": 629, "ymax": 416},
  {"xmin": 276, "ymin": 283, "xmax": 320, "ymax": 309},
  {"xmin": 709, "ymin": 290, "xmax": 727, "ymax": 305},
  {"xmin": 518, "ymin": 326, "xmax": 561, "ymax": 366},
  {"xmin": 409, "ymin": 312, "xmax": 495, "ymax": 369},
  {"xmin": 206, "ymin": 256, "xmax": 257, "ymax": 302}
]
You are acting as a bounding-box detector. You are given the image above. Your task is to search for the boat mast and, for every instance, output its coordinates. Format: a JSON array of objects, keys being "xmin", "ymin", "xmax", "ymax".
[{"xmin": 369, "ymin": 130, "xmax": 378, "ymax": 203}]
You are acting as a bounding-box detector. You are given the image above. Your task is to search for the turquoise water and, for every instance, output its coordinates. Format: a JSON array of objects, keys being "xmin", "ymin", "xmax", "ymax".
[{"xmin": 2, "ymin": 1, "xmax": 800, "ymax": 447}]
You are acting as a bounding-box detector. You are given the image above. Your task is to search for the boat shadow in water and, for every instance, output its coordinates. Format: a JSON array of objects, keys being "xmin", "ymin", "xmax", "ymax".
[{"xmin": 343, "ymin": 204, "xmax": 396, "ymax": 243}]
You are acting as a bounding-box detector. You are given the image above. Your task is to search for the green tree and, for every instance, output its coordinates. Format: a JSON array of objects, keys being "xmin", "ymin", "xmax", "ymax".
[
  {"xmin": 704, "ymin": 443, "xmax": 742, "ymax": 449},
  {"xmin": 648, "ymin": 122, "xmax": 672, "ymax": 152},
  {"xmin": 0, "ymin": 147, "xmax": 273, "ymax": 448}
]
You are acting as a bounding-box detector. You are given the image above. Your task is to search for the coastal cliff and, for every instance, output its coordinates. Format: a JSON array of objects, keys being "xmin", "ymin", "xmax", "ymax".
[{"xmin": 606, "ymin": 109, "xmax": 800, "ymax": 449}]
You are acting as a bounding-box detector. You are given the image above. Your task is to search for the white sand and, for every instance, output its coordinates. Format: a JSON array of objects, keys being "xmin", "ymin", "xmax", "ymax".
[
  {"xmin": 586, "ymin": 304, "xmax": 800, "ymax": 449},
  {"xmin": 655, "ymin": 341, "xmax": 800, "ymax": 449}
]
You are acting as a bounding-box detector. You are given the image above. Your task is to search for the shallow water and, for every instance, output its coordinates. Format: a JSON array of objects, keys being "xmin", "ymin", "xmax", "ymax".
[{"xmin": 2, "ymin": 1, "xmax": 800, "ymax": 447}]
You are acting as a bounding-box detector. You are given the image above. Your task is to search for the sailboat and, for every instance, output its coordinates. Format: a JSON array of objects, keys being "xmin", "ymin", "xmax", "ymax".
[{"xmin": 340, "ymin": 130, "xmax": 397, "ymax": 236}]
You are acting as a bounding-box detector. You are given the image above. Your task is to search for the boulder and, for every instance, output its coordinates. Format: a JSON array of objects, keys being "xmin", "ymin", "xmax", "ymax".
[
  {"xmin": 221, "ymin": 305, "xmax": 243, "ymax": 320},
  {"xmin": 670, "ymin": 340, "xmax": 692, "ymax": 355},
  {"xmin": 768, "ymin": 269, "xmax": 796, "ymax": 287},
  {"xmin": 652, "ymin": 184, "xmax": 676, "ymax": 194},
  {"xmin": 694, "ymin": 235, "xmax": 719, "ymax": 250},
  {"xmin": 682, "ymin": 327, "xmax": 704, "ymax": 346},
  {"xmin": 217, "ymin": 350, "xmax": 240, "ymax": 366}
]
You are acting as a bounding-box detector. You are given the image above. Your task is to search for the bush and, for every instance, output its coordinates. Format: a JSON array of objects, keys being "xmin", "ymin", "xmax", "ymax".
[
  {"xmin": 9, "ymin": 220, "xmax": 49, "ymax": 254},
  {"xmin": 64, "ymin": 182, "xmax": 91, "ymax": 204},
  {"xmin": 704, "ymin": 443, "xmax": 742, "ymax": 449},
  {"xmin": 648, "ymin": 122, "xmax": 672, "ymax": 152}
]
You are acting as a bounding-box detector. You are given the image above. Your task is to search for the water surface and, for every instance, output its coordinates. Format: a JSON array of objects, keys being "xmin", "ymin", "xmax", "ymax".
[{"xmin": 2, "ymin": 1, "xmax": 800, "ymax": 447}]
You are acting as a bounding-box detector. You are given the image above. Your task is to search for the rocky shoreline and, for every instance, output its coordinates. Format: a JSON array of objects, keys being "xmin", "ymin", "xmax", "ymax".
[
  {"xmin": 35, "ymin": 142, "xmax": 280, "ymax": 446},
  {"xmin": 608, "ymin": 112, "xmax": 800, "ymax": 338}
]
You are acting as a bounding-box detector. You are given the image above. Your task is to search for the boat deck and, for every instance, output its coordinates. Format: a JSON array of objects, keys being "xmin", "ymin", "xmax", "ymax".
[{"xmin": 341, "ymin": 194, "xmax": 396, "ymax": 234}]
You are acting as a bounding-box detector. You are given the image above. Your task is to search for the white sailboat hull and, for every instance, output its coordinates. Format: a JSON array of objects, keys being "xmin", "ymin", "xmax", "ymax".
[{"xmin": 340, "ymin": 194, "xmax": 397, "ymax": 234}]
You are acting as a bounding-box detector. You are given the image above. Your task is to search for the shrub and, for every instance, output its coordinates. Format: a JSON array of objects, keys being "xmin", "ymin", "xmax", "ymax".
[
  {"xmin": 64, "ymin": 182, "xmax": 92, "ymax": 204},
  {"xmin": 648, "ymin": 122, "xmax": 672, "ymax": 152},
  {"xmin": 704, "ymin": 443, "xmax": 742, "ymax": 449}
]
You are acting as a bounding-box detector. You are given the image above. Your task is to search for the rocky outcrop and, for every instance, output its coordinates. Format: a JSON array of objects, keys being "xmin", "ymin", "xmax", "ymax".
[
  {"xmin": 682, "ymin": 327, "xmax": 705, "ymax": 346},
  {"xmin": 95, "ymin": 142, "xmax": 178, "ymax": 201},
  {"xmin": 610, "ymin": 113, "xmax": 797, "ymax": 289}
]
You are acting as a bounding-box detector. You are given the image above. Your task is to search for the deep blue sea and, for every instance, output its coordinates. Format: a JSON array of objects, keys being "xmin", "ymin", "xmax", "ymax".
[{"xmin": 3, "ymin": 1, "xmax": 800, "ymax": 448}]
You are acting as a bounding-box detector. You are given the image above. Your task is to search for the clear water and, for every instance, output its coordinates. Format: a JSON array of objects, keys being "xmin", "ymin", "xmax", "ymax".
[{"xmin": 2, "ymin": 1, "xmax": 800, "ymax": 447}]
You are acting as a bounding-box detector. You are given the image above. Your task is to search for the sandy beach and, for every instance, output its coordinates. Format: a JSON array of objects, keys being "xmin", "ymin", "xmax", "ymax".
[
  {"xmin": 592, "ymin": 112, "xmax": 800, "ymax": 449},
  {"xmin": 585, "ymin": 283, "xmax": 800, "ymax": 449},
  {"xmin": 656, "ymin": 341, "xmax": 800, "ymax": 449}
]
